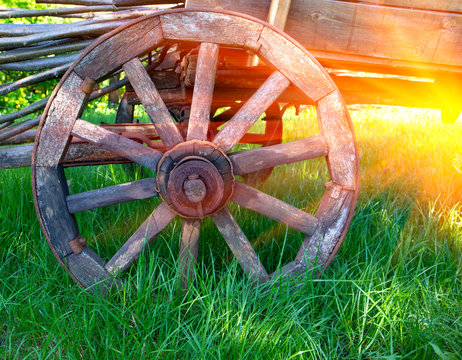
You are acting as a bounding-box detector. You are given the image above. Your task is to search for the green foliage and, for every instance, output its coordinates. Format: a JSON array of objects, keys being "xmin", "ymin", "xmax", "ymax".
[
  {"xmin": 0, "ymin": 0, "xmax": 67, "ymax": 24},
  {"xmin": 0, "ymin": 0, "xmax": 74, "ymax": 118}
]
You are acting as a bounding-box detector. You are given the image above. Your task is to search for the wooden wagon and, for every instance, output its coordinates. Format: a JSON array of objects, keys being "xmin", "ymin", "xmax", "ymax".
[{"xmin": 0, "ymin": 0, "xmax": 460, "ymax": 290}]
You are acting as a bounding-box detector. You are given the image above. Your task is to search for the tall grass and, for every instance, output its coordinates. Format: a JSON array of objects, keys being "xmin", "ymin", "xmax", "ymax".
[{"xmin": 0, "ymin": 106, "xmax": 461, "ymax": 359}]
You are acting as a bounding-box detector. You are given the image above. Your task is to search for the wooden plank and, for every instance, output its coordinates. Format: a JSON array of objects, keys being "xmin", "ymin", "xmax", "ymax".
[
  {"xmin": 229, "ymin": 135, "xmax": 328, "ymax": 175},
  {"xmin": 66, "ymin": 178, "xmax": 158, "ymax": 213},
  {"xmin": 189, "ymin": 0, "xmax": 462, "ymax": 68},
  {"xmin": 231, "ymin": 182, "xmax": 319, "ymax": 235},
  {"xmin": 35, "ymin": 166, "xmax": 79, "ymax": 257},
  {"xmin": 74, "ymin": 16, "xmax": 163, "ymax": 81},
  {"xmin": 160, "ymin": 11, "xmax": 264, "ymax": 47},
  {"xmin": 187, "ymin": 42, "xmax": 219, "ymax": 141},
  {"xmin": 104, "ymin": 202, "xmax": 176, "ymax": 274},
  {"xmin": 71, "ymin": 119, "xmax": 162, "ymax": 171},
  {"xmin": 350, "ymin": 1, "xmax": 462, "ymax": 14},
  {"xmin": 179, "ymin": 218, "xmax": 200, "ymax": 291},
  {"xmin": 213, "ymin": 71, "xmax": 290, "ymax": 153},
  {"xmin": 64, "ymin": 247, "xmax": 113, "ymax": 292},
  {"xmin": 267, "ymin": 0, "xmax": 292, "ymax": 30},
  {"xmin": 317, "ymin": 91, "xmax": 357, "ymax": 190},
  {"xmin": 0, "ymin": 143, "xmax": 125, "ymax": 169},
  {"xmin": 211, "ymin": 207, "xmax": 269, "ymax": 282},
  {"xmin": 258, "ymin": 26, "xmax": 334, "ymax": 102},
  {"xmin": 35, "ymin": 71, "xmax": 87, "ymax": 167},
  {"xmin": 123, "ymin": 58, "xmax": 183, "ymax": 148},
  {"xmin": 0, "ymin": 144, "xmax": 34, "ymax": 169}
]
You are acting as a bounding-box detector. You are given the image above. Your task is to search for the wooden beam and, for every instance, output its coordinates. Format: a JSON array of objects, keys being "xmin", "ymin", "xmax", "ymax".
[
  {"xmin": 348, "ymin": 1, "xmax": 462, "ymax": 14},
  {"xmin": 189, "ymin": 0, "xmax": 462, "ymax": 69}
]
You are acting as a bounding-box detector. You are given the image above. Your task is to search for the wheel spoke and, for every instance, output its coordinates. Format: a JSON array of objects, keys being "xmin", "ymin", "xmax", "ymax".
[
  {"xmin": 71, "ymin": 119, "xmax": 162, "ymax": 171},
  {"xmin": 187, "ymin": 42, "xmax": 219, "ymax": 141},
  {"xmin": 179, "ymin": 218, "xmax": 201, "ymax": 291},
  {"xmin": 67, "ymin": 178, "xmax": 158, "ymax": 214},
  {"xmin": 123, "ymin": 57, "xmax": 183, "ymax": 148},
  {"xmin": 231, "ymin": 182, "xmax": 319, "ymax": 235},
  {"xmin": 211, "ymin": 207, "xmax": 269, "ymax": 282},
  {"xmin": 212, "ymin": 71, "xmax": 290, "ymax": 153},
  {"xmin": 229, "ymin": 135, "xmax": 328, "ymax": 175},
  {"xmin": 104, "ymin": 202, "xmax": 176, "ymax": 274}
]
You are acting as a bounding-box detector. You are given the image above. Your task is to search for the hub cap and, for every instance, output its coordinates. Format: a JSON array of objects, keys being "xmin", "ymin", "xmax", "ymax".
[{"xmin": 156, "ymin": 141, "xmax": 234, "ymax": 218}]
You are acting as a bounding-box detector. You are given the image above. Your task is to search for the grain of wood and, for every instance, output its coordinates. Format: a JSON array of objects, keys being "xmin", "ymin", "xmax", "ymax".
[
  {"xmin": 65, "ymin": 247, "xmax": 113, "ymax": 293},
  {"xmin": 71, "ymin": 119, "xmax": 162, "ymax": 171},
  {"xmin": 232, "ymin": 182, "xmax": 319, "ymax": 235},
  {"xmin": 212, "ymin": 207, "xmax": 269, "ymax": 282},
  {"xmin": 104, "ymin": 202, "xmax": 176, "ymax": 274},
  {"xmin": 160, "ymin": 11, "xmax": 264, "ymax": 47},
  {"xmin": 187, "ymin": 42, "xmax": 219, "ymax": 141},
  {"xmin": 123, "ymin": 57, "xmax": 183, "ymax": 148},
  {"xmin": 66, "ymin": 178, "xmax": 158, "ymax": 213},
  {"xmin": 179, "ymin": 218, "xmax": 201, "ymax": 291},
  {"xmin": 317, "ymin": 91, "xmax": 357, "ymax": 190},
  {"xmin": 257, "ymin": 26, "xmax": 334, "ymax": 102},
  {"xmin": 229, "ymin": 135, "xmax": 328, "ymax": 175},
  {"xmin": 190, "ymin": 0, "xmax": 462, "ymax": 68},
  {"xmin": 296, "ymin": 189, "xmax": 353, "ymax": 266},
  {"xmin": 74, "ymin": 16, "xmax": 163, "ymax": 80},
  {"xmin": 35, "ymin": 166, "xmax": 79, "ymax": 257},
  {"xmin": 213, "ymin": 71, "xmax": 289, "ymax": 153},
  {"xmin": 35, "ymin": 72, "xmax": 87, "ymax": 167},
  {"xmin": 353, "ymin": 0, "xmax": 462, "ymax": 14}
]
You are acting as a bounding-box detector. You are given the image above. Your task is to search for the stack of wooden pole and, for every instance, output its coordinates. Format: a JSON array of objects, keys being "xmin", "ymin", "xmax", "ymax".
[{"xmin": 0, "ymin": 0, "xmax": 182, "ymax": 143}]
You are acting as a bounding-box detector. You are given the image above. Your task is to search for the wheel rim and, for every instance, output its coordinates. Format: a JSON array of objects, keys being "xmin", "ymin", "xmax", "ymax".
[{"xmin": 32, "ymin": 8, "xmax": 359, "ymax": 290}]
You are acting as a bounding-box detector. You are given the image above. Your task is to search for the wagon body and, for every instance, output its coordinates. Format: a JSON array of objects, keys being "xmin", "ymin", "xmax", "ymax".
[{"xmin": 188, "ymin": 0, "xmax": 462, "ymax": 115}]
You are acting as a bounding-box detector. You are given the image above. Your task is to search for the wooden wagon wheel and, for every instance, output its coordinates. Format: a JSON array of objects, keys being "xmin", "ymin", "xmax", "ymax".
[{"xmin": 32, "ymin": 9, "xmax": 359, "ymax": 290}]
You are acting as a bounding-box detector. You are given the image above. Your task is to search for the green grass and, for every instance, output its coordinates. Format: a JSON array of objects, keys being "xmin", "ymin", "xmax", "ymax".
[{"xmin": 0, "ymin": 106, "xmax": 461, "ymax": 359}]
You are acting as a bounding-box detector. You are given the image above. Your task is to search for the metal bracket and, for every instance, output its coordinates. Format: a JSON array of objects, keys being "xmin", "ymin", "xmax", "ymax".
[
  {"xmin": 324, "ymin": 180, "xmax": 355, "ymax": 199},
  {"xmin": 80, "ymin": 77, "xmax": 98, "ymax": 95},
  {"xmin": 68, "ymin": 235, "xmax": 87, "ymax": 255}
]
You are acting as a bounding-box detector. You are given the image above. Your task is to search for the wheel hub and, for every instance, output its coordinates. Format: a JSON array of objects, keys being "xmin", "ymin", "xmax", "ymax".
[{"xmin": 157, "ymin": 141, "xmax": 234, "ymax": 218}]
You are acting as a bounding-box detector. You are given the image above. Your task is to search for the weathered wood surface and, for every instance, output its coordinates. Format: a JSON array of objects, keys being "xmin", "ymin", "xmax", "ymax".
[
  {"xmin": 231, "ymin": 182, "xmax": 319, "ymax": 235},
  {"xmin": 187, "ymin": 42, "xmax": 219, "ymax": 141},
  {"xmin": 0, "ymin": 142, "xmax": 127, "ymax": 169},
  {"xmin": 229, "ymin": 135, "xmax": 328, "ymax": 175},
  {"xmin": 34, "ymin": 166, "xmax": 79, "ymax": 257},
  {"xmin": 212, "ymin": 207, "xmax": 269, "ymax": 282},
  {"xmin": 73, "ymin": 17, "xmax": 163, "ymax": 80},
  {"xmin": 71, "ymin": 119, "xmax": 162, "ymax": 171},
  {"xmin": 66, "ymin": 177, "xmax": 158, "ymax": 213},
  {"xmin": 179, "ymin": 218, "xmax": 200, "ymax": 290},
  {"xmin": 65, "ymin": 247, "xmax": 112, "ymax": 292},
  {"xmin": 296, "ymin": 187, "xmax": 354, "ymax": 267},
  {"xmin": 317, "ymin": 91, "xmax": 357, "ymax": 190},
  {"xmin": 266, "ymin": 0, "xmax": 292, "ymax": 29},
  {"xmin": 213, "ymin": 71, "xmax": 290, "ymax": 153},
  {"xmin": 257, "ymin": 24, "xmax": 334, "ymax": 101},
  {"xmin": 188, "ymin": 0, "xmax": 462, "ymax": 70},
  {"xmin": 123, "ymin": 57, "xmax": 183, "ymax": 148},
  {"xmin": 104, "ymin": 202, "xmax": 176, "ymax": 274},
  {"xmin": 0, "ymin": 40, "xmax": 92, "ymax": 64},
  {"xmin": 35, "ymin": 72, "xmax": 87, "ymax": 167},
  {"xmin": 0, "ymin": 117, "xmax": 40, "ymax": 143},
  {"xmin": 160, "ymin": 11, "xmax": 264, "ymax": 47},
  {"xmin": 351, "ymin": 1, "xmax": 462, "ymax": 14}
]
